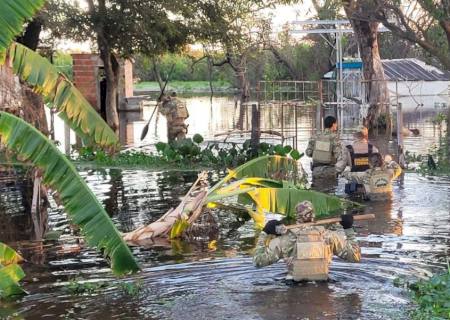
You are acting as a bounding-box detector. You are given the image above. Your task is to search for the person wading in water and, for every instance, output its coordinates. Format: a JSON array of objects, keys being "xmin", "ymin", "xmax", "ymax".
[
  {"xmin": 253, "ymin": 201, "xmax": 361, "ymax": 282},
  {"xmin": 305, "ymin": 116, "xmax": 346, "ymax": 191}
]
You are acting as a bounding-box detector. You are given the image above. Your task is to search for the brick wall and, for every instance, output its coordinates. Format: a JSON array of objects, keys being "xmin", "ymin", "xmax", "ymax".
[{"xmin": 72, "ymin": 54, "xmax": 101, "ymax": 111}]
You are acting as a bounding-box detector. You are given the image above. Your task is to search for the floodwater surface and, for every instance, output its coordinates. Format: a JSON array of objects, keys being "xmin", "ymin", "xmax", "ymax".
[{"xmin": 1, "ymin": 95, "xmax": 449, "ymax": 320}]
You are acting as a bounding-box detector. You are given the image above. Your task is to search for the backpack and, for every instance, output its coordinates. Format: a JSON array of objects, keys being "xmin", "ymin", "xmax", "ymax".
[
  {"xmin": 312, "ymin": 135, "xmax": 334, "ymax": 165},
  {"xmin": 292, "ymin": 228, "xmax": 331, "ymax": 281}
]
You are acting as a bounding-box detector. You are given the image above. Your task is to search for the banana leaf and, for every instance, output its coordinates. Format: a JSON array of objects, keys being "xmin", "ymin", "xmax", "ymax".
[
  {"xmin": 0, "ymin": 264, "xmax": 27, "ymax": 298},
  {"xmin": 246, "ymin": 187, "xmax": 353, "ymax": 220},
  {"xmin": 0, "ymin": 243, "xmax": 24, "ymax": 265},
  {"xmin": 4, "ymin": 43, "xmax": 119, "ymax": 151},
  {"xmin": 0, "ymin": 112, "xmax": 139, "ymax": 275},
  {"xmin": 0, "ymin": 0, "xmax": 46, "ymax": 58},
  {"xmin": 208, "ymin": 155, "xmax": 302, "ymax": 195}
]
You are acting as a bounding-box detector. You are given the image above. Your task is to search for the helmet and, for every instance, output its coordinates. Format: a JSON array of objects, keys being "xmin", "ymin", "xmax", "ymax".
[{"xmin": 295, "ymin": 201, "xmax": 315, "ymax": 223}]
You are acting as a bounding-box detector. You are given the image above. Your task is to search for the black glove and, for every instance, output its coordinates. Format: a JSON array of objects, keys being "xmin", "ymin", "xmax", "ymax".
[
  {"xmin": 263, "ymin": 220, "xmax": 283, "ymax": 235},
  {"xmin": 340, "ymin": 214, "xmax": 354, "ymax": 229}
]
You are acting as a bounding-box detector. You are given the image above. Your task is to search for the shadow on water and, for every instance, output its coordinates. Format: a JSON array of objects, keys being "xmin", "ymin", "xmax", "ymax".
[{"xmin": 1, "ymin": 97, "xmax": 450, "ymax": 319}]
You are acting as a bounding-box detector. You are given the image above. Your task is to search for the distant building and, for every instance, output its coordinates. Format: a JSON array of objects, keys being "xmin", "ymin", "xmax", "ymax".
[{"xmin": 323, "ymin": 58, "xmax": 450, "ymax": 111}]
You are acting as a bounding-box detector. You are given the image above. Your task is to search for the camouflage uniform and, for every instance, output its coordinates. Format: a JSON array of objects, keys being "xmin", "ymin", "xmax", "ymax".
[
  {"xmin": 159, "ymin": 95, "xmax": 189, "ymax": 142},
  {"xmin": 253, "ymin": 225, "xmax": 361, "ymax": 280},
  {"xmin": 305, "ymin": 129, "xmax": 346, "ymax": 189},
  {"xmin": 342, "ymin": 161, "xmax": 402, "ymax": 201}
]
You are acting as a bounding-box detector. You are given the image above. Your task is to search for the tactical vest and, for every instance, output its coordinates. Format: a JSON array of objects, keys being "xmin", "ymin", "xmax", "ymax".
[
  {"xmin": 292, "ymin": 228, "xmax": 331, "ymax": 281},
  {"xmin": 312, "ymin": 135, "xmax": 334, "ymax": 165},
  {"xmin": 368, "ymin": 169, "xmax": 392, "ymax": 196},
  {"xmin": 346, "ymin": 144, "xmax": 373, "ymax": 172}
]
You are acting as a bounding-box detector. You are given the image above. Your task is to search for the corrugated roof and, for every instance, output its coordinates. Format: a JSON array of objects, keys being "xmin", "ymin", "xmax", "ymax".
[{"xmin": 382, "ymin": 59, "xmax": 450, "ymax": 81}]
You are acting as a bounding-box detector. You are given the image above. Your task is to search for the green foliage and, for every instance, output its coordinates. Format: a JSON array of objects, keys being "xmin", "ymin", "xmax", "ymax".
[
  {"xmin": 49, "ymin": 1, "xmax": 190, "ymax": 58},
  {"xmin": 0, "ymin": 112, "xmax": 139, "ymax": 275},
  {"xmin": 431, "ymin": 112, "xmax": 447, "ymax": 126},
  {"xmin": 0, "ymin": 243, "xmax": 24, "ymax": 266},
  {"xmin": 0, "ymin": 0, "xmax": 46, "ymax": 59},
  {"xmin": 245, "ymin": 187, "xmax": 353, "ymax": 219},
  {"xmin": 416, "ymin": 135, "xmax": 450, "ymax": 176},
  {"xmin": 134, "ymin": 80, "xmax": 233, "ymax": 92},
  {"xmin": 65, "ymin": 279, "xmax": 108, "ymax": 295},
  {"xmin": 75, "ymin": 135, "xmax": 303, "ymax": 170},
  {"xmin": 0, "ymin": 243, "xmax": 26, "ymax": 299},
  {"xmin": 134, "ymin": 53, "xmax": 235, "ymax": 84},
  {"xmin": 119, "ymin": 280, "xmax": 144, "ymax": 297},
  {"xmin": 0, "ymin": 264, "xmax": 27, "ymax": 298},
  {"xmin": 52, "ymin": 51, "xmax": 73, "ymax": 80},
  {"xmin": 409, "ymin": 267, "xmax": 450, "ymax": 320}
]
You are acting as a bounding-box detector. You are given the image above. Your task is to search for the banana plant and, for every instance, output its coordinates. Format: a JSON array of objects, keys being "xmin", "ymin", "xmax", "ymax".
[
  {"xmin": 208, "ymin": 155, "xmax": 359, "ymax": 228},
  {"xmin": 0, "ymin": 0, "xmax": 46, "ymax": 56},
  {"xmin": 0, "ymin": 242, "xmax": 26, "ymax": 298},
  {"xmin": 4, "ymin": 42, "xmax": 120, "ymax": 151},
  {"xmin": 1, "ymin": 0, "xmax": 119, "ymax": 151},
  {"xmin": 0, "ymin": 112, "xmax": 139, "ymax": 275},
  {"xmin": 208, "ymin": 155, "xmax": 305, "ymax": 195}
]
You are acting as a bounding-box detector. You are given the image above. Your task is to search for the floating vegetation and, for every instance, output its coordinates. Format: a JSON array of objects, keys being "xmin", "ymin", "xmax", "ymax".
[{"xmin": 74, "ymin": 134, "xmax": 303, "ymax": 170}]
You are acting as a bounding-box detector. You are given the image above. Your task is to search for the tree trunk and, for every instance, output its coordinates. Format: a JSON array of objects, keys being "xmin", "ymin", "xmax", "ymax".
[
  {"xmin": 236, "ymin": 57, "xmax": 250, "ymax": 130},
  {"xmin": 90, "ymin": 0, "xmax": 120, "ymax": 134},
  {"xmin": 99, "ymin": 47, "xmax": 120, "ymax": 134},
  {"xmin": 345, "ymin": 1, "xmax": 390, "ymax": 132}
]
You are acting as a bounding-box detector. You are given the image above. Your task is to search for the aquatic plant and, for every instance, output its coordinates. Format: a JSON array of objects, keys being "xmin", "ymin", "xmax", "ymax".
[
  {"xmin": 409, "ymin": 266, "xmax": 450, "ymax": 319},
  {"xmin": 118, "ymin": 280, "xmax": 144, "ymax": 297},
  {"xmin": 0, "ymin": 243, "xmax": 26, "ymax": 298},
  {"xmin": 65, "ymin": 279, "xmax": 108, "ymax": 295},
  {"xmin": 75, "ymin": 135, "xmax": 303, "ymax": 169},
  {"xmin": 0, "ymin": 112, "xmax": 139, "ymax": 275}
]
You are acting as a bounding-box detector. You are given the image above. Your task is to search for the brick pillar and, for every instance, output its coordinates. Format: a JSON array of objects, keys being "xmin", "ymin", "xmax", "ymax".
[{"xmin": 71, "ymin": 54, "xmax": 102, "ymax": 111}]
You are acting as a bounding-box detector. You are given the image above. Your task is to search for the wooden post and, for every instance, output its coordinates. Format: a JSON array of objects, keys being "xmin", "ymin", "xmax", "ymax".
[
  {"xmin": 316, "ymin": 102, "xmax": 322, "ymax": 133},
  {"xmin": 250, "ymin": 103, "xmax": 260, "ymax": 157},
  {"xmin": 396, "ymin": 102, "xmax": 403, "ymax": 148},
  {"xmin": 294, "ymin": 105, "xmax": 298, "ymax": 149}
]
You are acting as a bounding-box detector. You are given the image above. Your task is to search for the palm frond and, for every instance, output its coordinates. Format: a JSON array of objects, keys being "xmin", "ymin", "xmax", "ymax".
[
  {"xmin": 5, "ymin": 42, "xmax": 119, "ymax": 151},
  {"xmin": 0, "ymin": 112, "xmax": 139, "ymax": 275},
  {"xmin": 0, "ymin": 0, "xmax": 46, "ymax": 59},
  {"xmin": 209, "ymin": 155, "xmax": 302, "ymax": 195},
  {"xmin": 246, "ymin": 187, "xmax": 353, "ymax": 219}
]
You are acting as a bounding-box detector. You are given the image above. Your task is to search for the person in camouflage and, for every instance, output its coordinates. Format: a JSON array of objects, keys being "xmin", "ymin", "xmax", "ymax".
[
  {"xmin": 305, "ymin": 116, "xmax": 346, "ymax": 190},
  {"xmin": 253, "ymin": 201, "xmax": 361, "ymax": 282},
  {"xmin": 342, "ymin": 153, "xmax": 402, "ymax": 201},
  {"xmin": 158, "ymin": 91, "xmax": 189, "ymax": 142}
]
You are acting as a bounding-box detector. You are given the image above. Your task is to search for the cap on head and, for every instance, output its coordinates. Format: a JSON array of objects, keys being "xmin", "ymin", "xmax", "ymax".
[{"xmin": 295, "ymin": 200, "xmax": 315, "ymax": 223}]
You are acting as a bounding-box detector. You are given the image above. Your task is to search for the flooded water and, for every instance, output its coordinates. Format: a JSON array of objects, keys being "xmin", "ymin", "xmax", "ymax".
[{"xmin": 1, "ymin": 94, "xmax": 450, "ymax": 319}]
